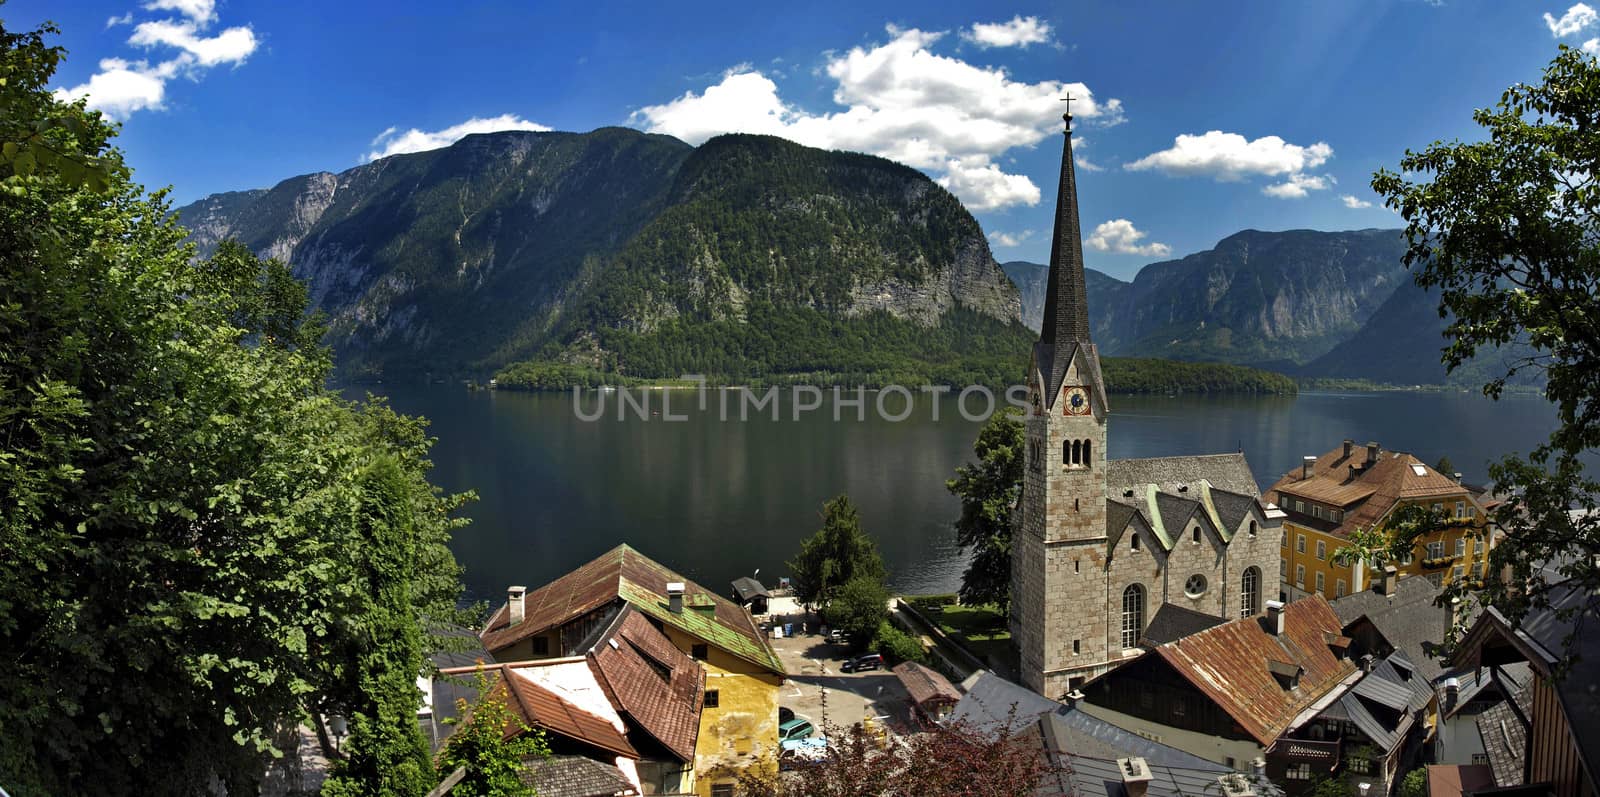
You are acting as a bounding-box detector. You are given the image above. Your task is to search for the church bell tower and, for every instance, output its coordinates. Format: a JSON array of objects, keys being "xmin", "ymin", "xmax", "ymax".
[{"xmin": 1010, "ymin": 105, "xmax": 1111, "ymax": 699}]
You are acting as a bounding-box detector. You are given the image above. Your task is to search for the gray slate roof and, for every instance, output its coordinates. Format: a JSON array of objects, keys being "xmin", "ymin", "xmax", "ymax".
[
  {"xmin": 1330, "ymin": 576, "xmax": 1450, "ymax": 682},
  {"xmin": 1106, "ymin": 453, "xmax": 1262, "ymax": 498},
  {"xmin": 1065, "ymin": 756, "xmax": 1282, "ymax": 797},
  {"xmin": 1323, "ymin": 652, "xmax": 1432, "ymax": 753},
  {"xmin": 953, "ymin": 672, "xmax": 1222, "ymax": 768},
  {"xmin": 1476, "ymin": 695, "xmax": 1528, "ymax": 788},
  {"xmin": 730, "ymin": 576, "xmax": 769, "ymax": 601},
  {"xmin": 1209, "ymin": 488, "xmax": 1259, "ymax": 533},
  {"xmin": 1143, "ymin": 604, "xmax": 1228, "ymax": 646},
  {"xmin": 519, "ymin": 755, "xmax": 637, "ymax": 797}
]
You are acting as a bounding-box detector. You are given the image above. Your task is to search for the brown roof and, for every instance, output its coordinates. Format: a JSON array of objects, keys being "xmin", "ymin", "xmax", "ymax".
[
  {"xmin": 1153, "ymin": 595, "xmax": 1358, "ymax": 746},
  {"xmin": 587, "ymin": 608, "xmax": 704, "ymax": 762},
  {"xmin": 1426, "ymin": 764, "xmax": 1497, "ymax": 797},
  {"xmin": 472, "ymin": 665, "xmax": 639, "ymax": 759},
  {"xmin": 1267, "ymin": 442, "xmax": 1475, "ymax": 539},
  {"xmin": 892, "ymin": 661, "xmax": 962, "ymax": 708},
  {"xmin": 481, "ymin": 544, "xmax": 783, "ymax": 674}
]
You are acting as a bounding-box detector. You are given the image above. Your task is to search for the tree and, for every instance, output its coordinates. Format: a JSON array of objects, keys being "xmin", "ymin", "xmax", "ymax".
[
  {"xmin": 1398, "ymin": 768, "xmax": 1428, "ymax": 797},
  {"xmin": 1435, "ymin": 456, "xmax": 1455, "ymax": 476},
  {"xmin": 825, "ymin": 575, "xmax": 891, "ymax": 645},
  {"xmin": 0, "ymin": 19, "xmax": 471, "ymax": 794},
  {"xmin": 736, "ymin": 717, "xmax": 1065, "ymax": 797},
  {"xmin": 788, "ymin": 495, "xmax": 887, "ymax": 609},
  {"xmin": 433, "ymin": 671, "xmax": 552, "ymax": 797},
  {"xmin": 946, "ymin": 408, "xmax": 1024, "ymax": 611},
  {"xmin": 1371, "ymin": 46, "xmax": 1600, "ymax": 662}
]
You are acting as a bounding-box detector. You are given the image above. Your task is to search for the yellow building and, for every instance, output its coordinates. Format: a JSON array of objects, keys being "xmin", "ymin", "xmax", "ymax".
[
  {"xmin": 1268, "ymin": 440, "xmax": 1492, "ymax": 600},
  {"xmin": 480, "ymin": 544, "xmax": 786, "ymax": 796}
]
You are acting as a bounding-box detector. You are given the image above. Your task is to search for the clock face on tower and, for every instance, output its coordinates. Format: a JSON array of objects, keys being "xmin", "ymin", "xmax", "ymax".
[{"xmin": 1063, "ymin": 386, "xmax": 1091, "ymax": 416}]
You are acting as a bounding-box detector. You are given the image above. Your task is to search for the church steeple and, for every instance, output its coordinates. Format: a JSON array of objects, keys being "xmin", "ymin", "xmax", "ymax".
[
  {"xmin": 1039, "ymin": 108, "xmax": 1092, "ymax": 348},
  {"xmin": 1033, "ymin": 106, "xmax": 1103, "ymax": 411}
]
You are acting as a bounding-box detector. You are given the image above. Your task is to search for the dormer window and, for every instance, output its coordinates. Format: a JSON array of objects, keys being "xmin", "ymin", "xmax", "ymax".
[{"xmin": 1268, "ymin": 660, "xmax": 1302, "ymax": 690}]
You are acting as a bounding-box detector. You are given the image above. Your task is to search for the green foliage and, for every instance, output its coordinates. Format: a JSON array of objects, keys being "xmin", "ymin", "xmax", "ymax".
[
  {"xmin": 1307, "ymin": 775, "xmax": 1356, "ymax": 797},
  {"xmin": 787, "ymin": 495, "xmax": 887, "ymax": 609},
  {"xmin": 0, "ymin": 19, "xmax": 470, "ymax": 794},
  {"xmin": 825, "ymin": 575, "xmax": 891, "ymax": 646},
  {"xmin": 946, "ymin": 408, "xmax": 1024, "ymax": 611},
  {"xmin": 434, "ymin": 671, "xmax": 552, "ymax": 797},
  {"xmin": 1435, "ymin": 456, "xmax": 1455, "ymax": 476},
  {"xmin": 1398, "ymin": 768, "xmax": 1428, "ymax": 797},
  {"xmin": 904, "ymin": 594, "xmax": 959, "ymax": 611},
  {"xmin": 873, "ymin": 620, "xmax": 927, "ymax": 664},
  {"xmin": 1371, "ymin": 46, "xmax": 1600, "ymax": 665},
  {"xmin": 1100, "ymin": 357, "xmax": 1297, "ymax": 394}
]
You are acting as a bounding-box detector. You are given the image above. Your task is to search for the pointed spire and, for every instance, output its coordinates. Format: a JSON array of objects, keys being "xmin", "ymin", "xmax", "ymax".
[{"xmin": 1039, "ymin": 109, "xmax": 1091, "ymax": 347}]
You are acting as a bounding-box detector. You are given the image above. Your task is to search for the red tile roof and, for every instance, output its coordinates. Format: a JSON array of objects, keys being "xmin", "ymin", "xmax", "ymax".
[
  {"xmin": 1267, "ymin": 442, "xmax": 1475, "ymax": 539},
  {"xmin": 481, "ymin": 544, "xmax": 783, "ymax": 674},
  {"xmin": 1153, "ymin": 595, "xmax": 1357, "ymax": 746},
  {"xmin": 471, "ymin": 665, "xmax": 639, "ymax": 759},
  {"xmin": 587, "ymin": 609, "xmax": 704, "ymax": 762}
]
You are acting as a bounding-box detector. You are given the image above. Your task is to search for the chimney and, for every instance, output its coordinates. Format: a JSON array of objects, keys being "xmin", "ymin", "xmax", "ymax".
[
  {"xmin": 1064, "ymin": 688, "xmax": 1086, "ymax": 708},
  {"xmin": 1343, "ymin": 439, "xmax": 1354, "ymax": 459},
  {"xmin": 667, "ymin": 582, "xmax": 686, "ymax": 614},
  {"xmin": 1118, "ymin": 758, "xmax": 1153, "ymax": 797},
  {"xmin": 1442, "ymin": 677, "xmax": 1461, "ymax": 715},
  {"xmin": 1366, "ymin": 442, "xmax": 1380, "ymax": 464},
  {"xmin": 507, "ymin": 586, "xmax": 527, "ymax": 627},
  {"xmin": 1265, "ymin": 600, "xmax": 1286, "ymax": 635},
  {"xmin": 1454, "ymin": 472, "xmax": 1464, "ymax": 484},
  {"xmin": 1361, "ymin": 654, "xmax": 1376, "ymax": 673},
  {"xmin": 1252, "ymin": 758, "xmax": 1267, "ymax": 779},
  {"xmin": 1302, "ymin": 455, "xmax": 1317, "ymax": 479},
  {"xmin": 1381, "ymin": 565, "xmax": 1398, "ymax": 596}
]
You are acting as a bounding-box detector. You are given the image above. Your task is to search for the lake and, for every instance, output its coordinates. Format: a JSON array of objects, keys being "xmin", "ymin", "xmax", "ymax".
[{"xmin": 359, "ymin": 384, "xmax": 1565, "ymax": 604}]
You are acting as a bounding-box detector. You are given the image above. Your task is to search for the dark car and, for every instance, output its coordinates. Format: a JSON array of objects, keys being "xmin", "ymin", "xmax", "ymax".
[{"xmin": 840, "ymin": 653, "xmax": 883, "ymax": 673}]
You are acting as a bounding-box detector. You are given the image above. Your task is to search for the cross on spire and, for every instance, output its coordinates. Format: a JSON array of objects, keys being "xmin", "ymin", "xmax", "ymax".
[{"xmin": 1060, "ymin": 95, "xmax": 1075, "ymax": 130}]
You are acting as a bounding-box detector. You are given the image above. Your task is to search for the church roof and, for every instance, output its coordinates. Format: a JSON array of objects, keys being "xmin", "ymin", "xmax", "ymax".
[
  {"xmin": 1143, "ymin": 604, "xmax": 1229, "ymax": 646},
  {"xmin": 1107, "ymin": 453, "xmax": 1262, "ymax": 498},
  {"xmin": 1035, "ymin": 111, "xmax": 1105, "ymax": 410}
]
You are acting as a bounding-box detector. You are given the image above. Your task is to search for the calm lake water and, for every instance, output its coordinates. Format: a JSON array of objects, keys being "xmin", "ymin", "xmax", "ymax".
[{"xmin": 359, "ymin": 385, "xmax": 1565, "ymax": 604}]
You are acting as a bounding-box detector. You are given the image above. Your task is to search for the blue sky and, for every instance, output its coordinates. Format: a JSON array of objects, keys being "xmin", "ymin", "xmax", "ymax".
[{"xmin": 11, "ymin": 0, "xmax": 1594, "ymax": 280}]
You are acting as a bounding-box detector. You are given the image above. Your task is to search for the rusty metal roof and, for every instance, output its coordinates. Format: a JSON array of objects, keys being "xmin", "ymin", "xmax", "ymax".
[
  {"xmin": 892, "ymin": 661, "xmax": 961, "ymax": 708},
  {"xmin": 480, "ymin": 544, "xmax": 784, "ymax": 675},
  {"xmin": 473, "ymin": 666, "xmax": 640, "ymax": 760},
  {"xmin": 1153, "ymin": 595, "xmax": 1357, "ymax": 746},
  {"xmin": 587, "ymin": 608, "xmax": 704, "ymax": 763}
]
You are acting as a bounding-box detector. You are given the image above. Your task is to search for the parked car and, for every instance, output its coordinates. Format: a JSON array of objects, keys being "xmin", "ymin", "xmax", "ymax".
[
  {"xmin": 840, "ymin": 653, "xmax": 884, "ymax": 673},
  {"xmin": 779, "ymin": 736, "xmax": 829, "ymax": 770},
  {"xmin": 778, "ymin": 706, "xmax": 795, "ymax": 725},
  {"xmin": 827, "ymin": 628, "xmax": 848, "ymax": 644},
  {"xmin": 779, "ymin": 717, "xmax": 816, "ymax": 742}
]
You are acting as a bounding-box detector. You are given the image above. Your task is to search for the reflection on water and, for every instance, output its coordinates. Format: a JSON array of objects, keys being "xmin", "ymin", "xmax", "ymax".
[{"xmin": 359, "ymin": 385, "xmax": 1563, "ymax": 603}]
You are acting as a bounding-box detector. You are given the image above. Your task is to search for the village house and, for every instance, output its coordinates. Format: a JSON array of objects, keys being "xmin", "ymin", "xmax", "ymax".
[
  {"xmin": 479, "ymin": 544, "xmax": 786, "ymax": 797},
  {"xmin": 1076, "ymin": 596, "xmax": 1362, "ymax": 782},
  {"xmin": 1271, "ymin": 441, "xmax": 1494, "ymax": 601}
]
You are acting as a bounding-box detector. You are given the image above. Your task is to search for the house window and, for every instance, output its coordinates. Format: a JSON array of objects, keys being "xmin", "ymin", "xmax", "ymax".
[
  {"xmin": 1287, "ymin": 764, "xmax": 1313, "ymax": 781},
  {"xmin": 1336, "ymin": 579, "xmax": 1347, "ymax": 598},
  {"xmin": 1281, "ymin": 558, "xmax": 1289, "ymax": 578},
  {"xmin": 1296, "ymin": 564, "xmax": 1305, "ymax": 587},
  {"xmin": 1297, "ymin": 535, "xmax": 1307, "ymax": 554},
  {"xmin": 1456, "ymin": 500, "xmax": 1468, "ymax": 519},
  {"xmin": 532, "ymin": 636, "xmax": 550, "ymax": 656},
  {"xmin": 1349, "ymin": 757, "xmax": 1374, "ymax": 775},
  {"xmin": 1333, "ymin": 509, "xmax": 1343, "ymax": 523},
  {"xmin": 1455, "ymin": 538, "xmax": 1466, "ymax": 557},
  {"xmin": 704, "ymin": 689, "xmax": 720, "ymax": 708},
  {"xmin": 1281, "ymin": 532, "xmax": 1288, "ymax": 548},
  {"xmin": 1315, "ymin": 572, "xmax": 1325, "ymax": 594},
  {"xmin": 1427, "ymin": 541, "xmax": 1445, "ymax": 559},
  {"xmin": 712, "ymin": 784, "xmax": 735, "ymax": 797},
  {"xmin": 1316, "ymin": 541, "xmax": 1326, "ymax": 561},
  {"xmin": 1121, "ymin": 584, "xmax": 1145, "ymax": 649},
  {"xmin": 1073, "ymin": 639, "xmax": 1081, "ymax": 654},
  {"xmin": 1432, "ymin": 502, "xmax": 1444, "ymax": 513},
  {"xmin": 691, "ymin": 643, "xmax": 708, "ymax": 660},
  {"xmin": 1425, "ymin": 572, "xmax": 1444, "ymax": 588},
  {"xmin": 1250, "ymin": 520, "xmax": 1258, "ymax": 537},
  {"xmin": 1472, "ymin": 754, "xmax": 1490, "ymax": 766},
  {"xmin": 1131, "ymin": 534, "xmax": 1141, "ymax": 552},
  {"xmin": 1452, "ymin": 565, "xmax": 1464, "ymax": 582},
  {"xmin": 1240, "ymin": 567, "xmax": 1261, "ymax": 617}
]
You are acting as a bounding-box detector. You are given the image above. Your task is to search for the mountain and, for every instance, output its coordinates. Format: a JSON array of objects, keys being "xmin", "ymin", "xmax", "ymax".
[
  {"xmin": 1002, "ymin": 259, "xmax": 1130, "ymax": 343},
  {"xmin": 177, "ymin": 128, "xmax": 1023, "ymax": 380},
  {"xmin": 1004, "ymin": 229, "xmax": 1410, "ymax": 369}
]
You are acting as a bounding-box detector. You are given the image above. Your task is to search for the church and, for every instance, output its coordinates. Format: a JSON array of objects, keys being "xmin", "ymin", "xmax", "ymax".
[{"xmin": 1009, "ymin": 107, "xmax": 1286, "ymax": 700}]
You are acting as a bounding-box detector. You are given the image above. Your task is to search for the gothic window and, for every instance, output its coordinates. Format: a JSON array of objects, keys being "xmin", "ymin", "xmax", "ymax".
[
  {"xmin": 1130, "ymin": 533, "xmax": 1140, "ymax": 552},
  {"xmin": 1072, "ymin": 440, "xmax": 1082, "ymax": 465},
  {"xmin": 1249, "ymin": 520, "xmax": 1258, "ymax": 537},
  {"xmin": 1240, "ymin": 567, "xmax": 1261, "ymax": 617},
  {"xmin": 1192, "ymin": 527, "xmax": 1201, "ymax": 544},
  {"xmin": 1082, "ymin": 440, "xmax": 1092, "ymax": 467},
  {"xmin": 1121, "ymin": 584, "xmax": 1145, "ymax": 648},
  {"xmin": 1063, "ymin": 440, "xmax": 1071, "ymax": 466}
]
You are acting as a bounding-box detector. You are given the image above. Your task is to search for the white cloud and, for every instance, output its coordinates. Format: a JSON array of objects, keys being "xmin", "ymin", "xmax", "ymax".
[
  {"xmin": 1126, "ymin": 130, "xmax": 1332, "ymax": 180},
  {"xmin": 1262, "ymin": 172, "xmax": 1333, "ymax": 199},
  {"xmin": 1545, "ymin": 3, "xmax": 1598, "ymax": 36},
  {"xmin": 1074, "ymin": 155, "xmax": 1105, "ymax": 172},
  {"xmin": 1585, "ymin": 37, "xmax": 1600, "ymax": 53},
  {"xmin": 129, "ymin": 20, "xmax": 257, "ymax": 67},
  {"xmin": 1341, "ymin": 194, "xmax": 1374, "ymax": 209},
  {"xmin": 962, "ymin": 16, "xmax": 1054, "ymax": 48},
  {"xmin": 632, "ymin": 25, "xmax": 1126, "ymax": 212},
  {"xmin": 1085, "ymin": 219, "xmax": 1172, "ymax": 257},
  {"xmin": 366, "ymin": 114, "xmax": 552, "ymax": 161},
  {"xmin": 987, "ymin": 229, "xmax": 1034, "ymax": 248},
  {"xmin": 53, "ymin": 1, "xmax": 253, "ymax": 120},
  {"xmin": 142, "ymin": 0, "xmax": 216, "ymax": 26}
]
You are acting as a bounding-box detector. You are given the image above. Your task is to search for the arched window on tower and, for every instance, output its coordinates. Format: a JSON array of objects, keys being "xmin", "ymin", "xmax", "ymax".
[
  {"xmin": 1082, "ymin": 439, "xmax": 1092, "ymax": 467},
  {"xmin": 1121, "ymin": 584, "xmax": 1145, "ymax": 648},
  {"xmin": 1062, "ymin": 440, "xmax": 1070, "ymax": 466},
  {"xmin": 1071, "ymin": 440, "xmax": 1082, "ymax": 466},
  {"xmin": 1240, "ymin": 566, "xmax": 1262, "ymax": 617}
]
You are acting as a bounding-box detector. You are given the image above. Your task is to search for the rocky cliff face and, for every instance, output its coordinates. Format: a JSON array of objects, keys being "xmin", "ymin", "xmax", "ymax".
[{"xmin": 176, "ymin": 128, "xmax": 1022, "ymax": 378}]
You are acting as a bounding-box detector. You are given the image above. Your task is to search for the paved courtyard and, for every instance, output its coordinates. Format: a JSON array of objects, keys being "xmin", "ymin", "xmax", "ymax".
[{"xmin": 761, "ymin": 597, "xmax": 918, "ymax": 739}]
